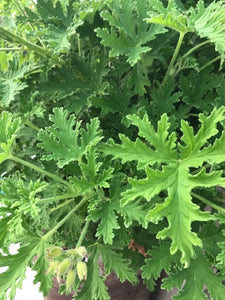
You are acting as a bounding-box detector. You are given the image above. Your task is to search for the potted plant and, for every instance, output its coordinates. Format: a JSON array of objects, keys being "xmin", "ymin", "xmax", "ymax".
[{"xmin": 1, "ymin": 0, "xmax": 225, "ymax": 299}]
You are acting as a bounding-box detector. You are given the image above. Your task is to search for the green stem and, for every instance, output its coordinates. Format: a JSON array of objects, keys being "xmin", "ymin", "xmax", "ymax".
[
  {"xmin": 76, "ymin": 220, "xmax": 90, "ymax": 248},
  {"xmin": 50, "ymin": 198, "xmax": 76, "ymax": 213},
  {"xmin": 191, "ymin": 192, "xmax": 225, "ymax": 214},
  {"xmin": 0, "ymin": 47, "xmax": 21, "ymax": 51},
  {"xmin": 38, "ymin": 193, "xmax": 78, "ymax": 204},
  {"xmin": 24, "ymin": 119, "xmax": 40, "ymax": 131},
  {"xmin": 77, "ymin": 33, "xmax": 81, "ymax": 56},
  {"xmin": 0, "ymin": 26, "xmax": 50, "ymax": 57},
  {"xmin": 162, "ymin": 31, "xmax": 185, "ymax": 85},
  {"xmin": 42, "ymin": 197, "xmax": 88, "ymax": 240},
  {"xmin": 9, "ymin": 154, "xmax": 73, "ymax": 188},
  {"xmin": 199, "ymin": 55, "xmax": 222, "ymax": 72},
  {"xmin": 182, "ymin": 40, "xmax": 211, "ymax": 59}
]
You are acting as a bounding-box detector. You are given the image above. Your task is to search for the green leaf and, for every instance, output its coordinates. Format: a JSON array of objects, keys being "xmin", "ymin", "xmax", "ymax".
[
  {"xmin": 75, "ymin": 244, "xmax": 110, "ymax": 300},
  {"xmin": 151, "ymin": 77, "xmax": 182, "ymax": 119},
  {"xmin": 142, "ymin": 241, "xmax": 180, "ymax": 281},
  {"xmin": 46, "ymin": 24, "xmax": 71, "ymax": 53},
  {"xmin": 146, "ymin": 0, "xmax": 191, "ymax": 34},
  {"xmin": 104, "ymin": 107, "xmax": 225, "ymax": 266},
  {"xmin": 38, "ymin": 108, "xmax": 102, "ymax": 168},
  {"xmin": 180, "ymin": 69, "xmax": 223, "ymax": 110},
  {"xmin": 189, "ymin": 0, "xmax": 225, "ymax": 54},
  {"xmin": 99, "ymin": 244, "xmax": 137, "ymax": 284},
  {"xmin": 33, "ymin": 241, "xmax": 53, "ymax": 296},
  {"xmin": 102, "ymin": 113, "xmax": 177, "ymax": 169},
  {"xmin": 0, "ymin": 57, "xmax": 32, "ymax": 107},
  {"xmin": 0, "ymin": 236, "xmax": 48, "ymax": 300},
  {"xmin": 162, "ymin": 249, "xmax": 225, "ymax": 299},
  {"xmin": 95, "ymin": 0, "xmax": 166, "ymax": 66},
  {"xmin": 0, "ymin": 111, "xmax": 21, "ymax": 164},
  {"xmin": 88, "ymin": 199, "xmax": 119, "ymax": 244}
]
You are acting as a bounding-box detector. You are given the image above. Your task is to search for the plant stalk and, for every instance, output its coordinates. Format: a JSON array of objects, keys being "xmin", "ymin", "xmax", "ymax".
[
  {"xmin": 182, "ymin": 40, "xmax": 211, "ymax": 59},
  {"xmin": 24, "ymin": 119, "xmax": 40, "ymax": 131},
  {"xmin": 76, "ymin": 220, "xmax": 90, "ymax": 248},
  {"xmin": 42, "ymin": 197, "xmax": 88, "ymax": 240},
  {"xmin": 162, "ymin": 31, "xmax": 185, "ymax": 85},
  {"xmin": 0, "ymin": 26, "xmax": 50, "ymax": 57},
  {"xmin": 199, "ymin": 55, "xmax": 222, "ymax": 72},
  {"xmin": 49, "ymin": 198, "xmax": 76, "ymax": 213},
  {"xmin": 0, "ymin": 47, "xmax": 21, "ymax": 51},
  {"xmin": 9, "ymin": 154, "xmax": 73, "ymax": 188},
  {"xmin": 191, "ymin": 192, "xmax": 225, "ymax": 214},
  {"xmin": 38, "ymin": 193, "xmax": 78, "ymax": 204}
]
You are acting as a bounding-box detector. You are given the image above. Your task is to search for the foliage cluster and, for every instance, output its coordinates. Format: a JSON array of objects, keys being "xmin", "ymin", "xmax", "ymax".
[{"xmin": 1, "ymin": 0, "xmax": 225, "ymax": 299}]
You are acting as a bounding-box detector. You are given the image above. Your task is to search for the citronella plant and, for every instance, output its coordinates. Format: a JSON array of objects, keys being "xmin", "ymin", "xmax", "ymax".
[{"xmin": 0, "ymin": 1, "xmax": 225, "ymax": 299}]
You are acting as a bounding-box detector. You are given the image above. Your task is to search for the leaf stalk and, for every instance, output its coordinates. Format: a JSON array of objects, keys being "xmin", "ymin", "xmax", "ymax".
[
  {"xmin": 42, "ymin": 197, "xmax": 88, "ymax": 240},
  {"xmin": 191, "ymin": 192, "xmax": 225, "ymax": 214},
  {"xmin": 9, "ymin": 154, "xmax": 73, "ymax": 189}
]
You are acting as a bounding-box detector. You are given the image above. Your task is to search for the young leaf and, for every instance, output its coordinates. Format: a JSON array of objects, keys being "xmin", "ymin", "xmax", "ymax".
[
  {"xmin": 99, "ymin": 244, "xmax": 137, "ymax": 284},
  {"xmin": 189, "ymin": 0, "xmax": 225, "ymax": 54},
  {"xmin": 95, "ymin": 0, "xmax": 166, "ymax": 66},
  {"xmin": 146, "ymin": 0, "xmax": 191, "ymax": 34},
  {"xmin": 0, "ymin": 57, "xmax": 32, "ymax": 106},
  {"xmin": 87, "ymin": 199, "xmax": 119, "ymax": 244},
  {"xmin": 75, "ymin": 244, "xmax": 110, "ymax": 300},
  {"xmin": 103, "ymin": 107, "xmax": 225, "ymax": 266},
  {"xmin": 0, "ymin": 111, "xmax": 21, "ymax": 164},
  {"xmin": 142, "ymin": 241, "xmax": 180, "ymax": 281},
  {"xmin": 38, "ymin": 108, "xmax": 102, "ymax": 168}
]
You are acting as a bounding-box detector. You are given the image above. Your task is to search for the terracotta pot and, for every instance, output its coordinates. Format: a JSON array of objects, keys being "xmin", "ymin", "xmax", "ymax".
[{"xmin": 44, "ymin": 272, "xmax": 150, "ymax": 300}]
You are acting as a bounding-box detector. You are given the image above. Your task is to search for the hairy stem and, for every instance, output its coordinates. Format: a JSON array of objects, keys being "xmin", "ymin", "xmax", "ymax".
[
  {"xmin": 76, "ymin": 220, "xmax": 90, "ymax": 248},
  {"xmin": 199, "ymin": 55, "xmax": 222, "ymax": 72},
  {"xmin": 191, "ymin": 192, "xmax": 225, "ymax": 214},
  {"xmin": 0, "ymin": 47, "xmax": 21, "ymax": 51},
  {"xmin": 42, "ymin": 197, "xmax": 88, "ymax": 240},
  {"xmin": 182, "ymin": 40, "xmax": 211, "ymax": 59},
  {"xmin": 24, "ymin": 119, "xmax": 40, "ymax": 131},
  {"xmin": 0, "ymin": 26, "xmax": 50, "ymax": 57},
  {"xmin": 38, "ymin": 193, "xmax": 78, "ymax": 204},
  {"xmin": 162, "ymin": 31, "xmax": 185, "ymax": 85},
  {"xmin": 9, "ymin": 154, "xmax": 73, "ymax": 188},
  {"xmin": 49, "ymin": 198, "xmax": 76, "ymax": 213},
  {"xmin": 77, "ymin": 33, "xmax": 81, "ymax": 56}
]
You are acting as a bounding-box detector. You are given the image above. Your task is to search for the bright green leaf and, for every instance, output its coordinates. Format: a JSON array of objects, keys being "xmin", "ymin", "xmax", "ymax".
[
  {"xmin": 38, "ymin": 108, "xmax": 102, "ymax": 168},
  {"xmin": 104, "ymin": 107, "xmax": 225, "ymax": 266},
  {"xmin": 163, "ymin": 249, "xmax": 225, "ymax": 299},
  {"xmin": 0, "ymin": 111, "xmax": 21, "ymax": 164}
]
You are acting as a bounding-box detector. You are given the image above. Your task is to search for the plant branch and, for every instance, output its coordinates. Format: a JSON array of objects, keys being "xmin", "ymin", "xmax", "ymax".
[
  {"xmin": 161, "ymin": 31, "xmax": 185, "ymax": 85},
  {"xmin": 182, "ymin": 40, "xmax": 211, "ymax": 59},
  {"xmin": 0, "ymin": 26, "xmax": 50, "ymax": 57},
  {"xmin": 9, "ymin": 154, "xmax": 73, "ymax": 189},
  {"xmin": 38, "ymin": 193, "xmax": 78, "ymax": 204},
  {"xmin": 76, "ymin": 219, "xmax": 90, "ymax": 248},
  {"xmin": 24, "ymin": 119, "xmax": 41, "ymax": 131},
  {"xmin": 199, "ymin": 55, "xmax": 222, "ymax": 72},
  {"xmin": 49, "ymin": 198, "xmax": 76, "ymax": 213},
  {"xmin": 42, "ymin": 197, "xmax": 88, "ymax": 240},
  {"xmin": 191, "ymin": 191, "xmax": 225, "ymax": 214},
  {"xmin": 0, "ymin": 47, "xmax": 21, "ymax": 51}
]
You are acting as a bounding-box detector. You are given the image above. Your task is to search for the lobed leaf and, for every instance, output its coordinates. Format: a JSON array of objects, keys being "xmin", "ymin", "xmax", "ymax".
[
  {"xmin": 38, "ymin": 108, "xmax": 102, "ymax": 168},
  {"xmin": 0, "ymin": 111, "xmax": 21, "ymax": 164},
  {"xmin": 163, "ymin": 249, "xmax": 225, "ymax": 299},
  {"xmin": 104, "ymin": 108, "xmax": 225, "ymax": 266}
]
